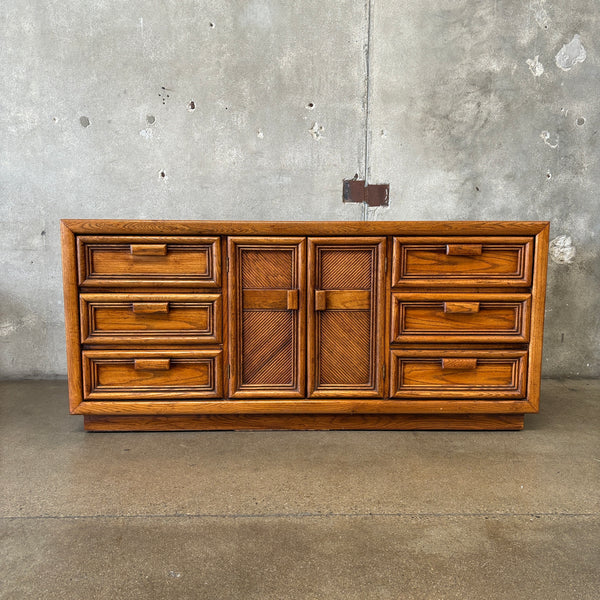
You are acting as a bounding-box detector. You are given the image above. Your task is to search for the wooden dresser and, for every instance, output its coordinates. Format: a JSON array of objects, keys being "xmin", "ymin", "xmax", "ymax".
[{"xmin": 61, "ymin": 220, "xmax": 549, "ymax": 431}]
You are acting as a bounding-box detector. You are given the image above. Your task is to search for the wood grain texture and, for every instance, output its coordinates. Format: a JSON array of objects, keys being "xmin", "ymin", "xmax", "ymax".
[
  {"xmin": 390, "ymin": 349, "xmax": 528, "ymax": 399},
  {"xmin": 77, "ymin": 236, "xmax": 221, "ymax": 287},
  {"xmin": 62, "ymin": 220, "xmax": 549, "ymax": 237},
  {"xmin": 60, "ymin": 219, "xmax": 549, "ymax": 430},
  {"xmin": 308, "ymin": 237, "xmax": 386, "ymax": 398},
  {"xmin": 390, "ymin": 293, "xmax": 531, "ymax": 343},
  {"xmin": 392, "ymin": 236, "xmax": 534, "ymax": 287},
  {"xmin": 82, "ymin": 349, "xmax": 223, "ymax": 400},
  {"xmin": 61, "ymin": 221, "xmax": 84, "ymax": 413},
  {"xmin": 80, "ymin": 293, "xmax": 221, "ymax": 344},
  {"xmin": 74, "ymin": 398, "xmax": 536, "ymax": 415},
  {"xmin": 526, "ymin": 223, "xmax": 550, "ymax": 411},
  {"xmin": 228, "ymin": 237, "xmax": 306, "ymax": 398},
  {"xmin": 84, "ymin": 413, "xmax": 525, "ymax": 431}
]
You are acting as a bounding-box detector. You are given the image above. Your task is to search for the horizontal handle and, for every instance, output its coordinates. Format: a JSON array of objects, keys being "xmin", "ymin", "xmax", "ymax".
[
  {"xmin": 444, "ymin": 302, "xmax": 480, "ymax": 314},
  {"xmin": 132, "ymin": 302, "xmax": 170, "ymax": 314},
  {"xmin": 442, "ymin": 358, "xmax": 478, "ymax": 370},
  {"xmin": 134, "ymin": 358, "xmax": 171, "ymax": 371},
  {"xmin": 446, "ymin": 244, "xmax": 482, "ymax": 256},
  {"xmin": 315, "ymin": 290, "xmax": 327, "ymax": 311},
  {"xmin": 130, "ymin": 244, "xmax": 167, "ymax": 256},
  {"xmin": 287, "ymin": 289, "xmax": 299, "ymax": 310}
]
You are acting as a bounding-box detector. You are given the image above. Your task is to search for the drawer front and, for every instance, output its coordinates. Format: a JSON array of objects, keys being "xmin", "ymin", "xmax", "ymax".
[
  {"xmin": 82, "ymin": 350, "xmax": 223, "ymax": 399},
  {"xmin": 77, "ymin": 236, "xmax": 221, "ymax": 287},
  {"xmin": 80, "ymin": 294, "xmax": 222, "ymax": 344},
  {"xmin": 391, "ymin": 293, "xmax": 531, "ymax": 343},
  {"xmin": 390, "ymin": 349, "xmax": 527, "ymax": 399},
  {"xmin": 392, "ymin": 237, "xmax": 533, "ymax": 287}
]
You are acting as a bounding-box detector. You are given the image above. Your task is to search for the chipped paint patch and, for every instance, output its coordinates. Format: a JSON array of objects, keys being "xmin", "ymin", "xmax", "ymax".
[
  {"xmin": 526, "ymin": 56, "xmax": 544, "ymax": 77},
  {"xmin": 530, "ymin": 0, "xmax": 550, "ymax": 29},
  {"xmin": 309, "ymin": 122, "xmax": 324, "ymax": 140},
  {"xmin": 540, "ymin": 130, "xmax": 559, "ymax": 149},
  {"xmin": 556, "ymin": 35, "xmax": 586, "ymax": 71},
  {"xmin": 549, "ymin": 235, "xmax": 576, "ymax": 264}
]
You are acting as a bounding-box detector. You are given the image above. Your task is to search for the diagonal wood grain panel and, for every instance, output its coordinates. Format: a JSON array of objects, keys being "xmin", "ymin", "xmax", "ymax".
[
  {"xmin": 318, "ymin": 311, "xmax": 371, "ymax": 386},
  {"xmin": 319, "ymin": 249, "xmax": 373, "ymax": 289},
  {"xmin": 241, "ymin": 249, "xmax": 294, "ymax": 289},
  {"xmin": 241, "ymin": 310, "xmax": 295, "ymax": 386}
]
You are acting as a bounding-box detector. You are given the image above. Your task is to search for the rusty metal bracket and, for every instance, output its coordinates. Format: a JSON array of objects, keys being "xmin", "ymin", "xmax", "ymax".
[{"xmin": 343, "ymin": 179, "xmax": 389, "ymax": 207}]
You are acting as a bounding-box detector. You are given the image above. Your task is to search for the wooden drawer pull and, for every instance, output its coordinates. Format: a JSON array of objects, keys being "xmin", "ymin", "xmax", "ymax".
[
  {"xmin": 130, "ymin": 244, "xmax": 168, "ymax": 256},
  {"xmin": 134, "ymin": 358, "xmax": 171, "ymax": 371},
  {"xmin": 315, "ymin": 290, "xmax": 327, "ymax": 311},
  {"xmin": 287, "ymin": 289, "xmax": 299, "ymax": 310},
  {"xmin": 442, "ymin": 358, "xmax": 478, "ymax": 370},
  {"xmin": 444, "ymin": 302, "xmax": 480, "ymax": 314},
  {"xmin": 446, "ymin": 244, "xmax": 483, "ymax": 256},
  {"xmin": 132, "ymin": 302, "xmax": 170, "ymax": 314}
]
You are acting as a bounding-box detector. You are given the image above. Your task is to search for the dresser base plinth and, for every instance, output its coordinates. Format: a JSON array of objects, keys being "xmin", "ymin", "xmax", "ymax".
[{"xmin": 84, "ymin": 413, "xmax": 525, "ymax": 432}]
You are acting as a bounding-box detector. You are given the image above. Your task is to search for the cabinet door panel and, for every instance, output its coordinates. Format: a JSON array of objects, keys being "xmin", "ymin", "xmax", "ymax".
[
  {"xmin": 229, "ymin": 238, "xmax": 306, "ymax": 398},
  {"xmin": 308, "ymin": 238, "xmax": 385, "ymax": 398}
]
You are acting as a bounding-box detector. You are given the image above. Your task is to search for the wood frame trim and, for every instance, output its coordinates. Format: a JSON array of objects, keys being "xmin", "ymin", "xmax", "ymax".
[
  {"xmin": 61, "ymin": 221, "xmax": 84, "ymax": 412},
  {"xmin": 62, "ymin": 220, "xmax": 549, "ymax": 237},
  {"xmin": 526, "ymin": 223, "xmax": 550, "ymax": 411},
  {"xmin": 307, "ymin": 236, "xmax": 387, "ymax": 398},
  {"xmin": 227, "ymin": 236, "xmax": 307, "ymax": 399},
  {"xmin": 83, "ymin": 414, "xmax": 525, "ymax": 431}
]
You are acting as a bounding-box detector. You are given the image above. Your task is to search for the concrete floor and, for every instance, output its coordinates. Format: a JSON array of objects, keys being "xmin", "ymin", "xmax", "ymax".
[{"xmin": 1, "ymin": 380, "xmax": 598, "ymax": 599}]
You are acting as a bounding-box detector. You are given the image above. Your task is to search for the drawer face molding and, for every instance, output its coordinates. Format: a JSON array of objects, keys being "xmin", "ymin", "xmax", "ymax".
[
  {"xmin": 80, "ymin": 293, "xmax": 222, "ymax": 344},
  {"xmin": 389, "ymin": 349, "xmax": 528, "ymax": 399},
  {"xmin": 61, "ymin": 220, "xmax": 549, "ymax": 430},
  {"xmin": 391, "ymin": 293, "xmax": 531, "ymax": 343},
  {"xmin": 82, "ymin": 350, "xmax": 223, "ymax": 400},
  {"xmin": 77, "ymin": 236, "xmax": 221, "ymax": 287},
  {"xmin": 392, "ymin": 237, "xmax": 534, "ymax": 287}
]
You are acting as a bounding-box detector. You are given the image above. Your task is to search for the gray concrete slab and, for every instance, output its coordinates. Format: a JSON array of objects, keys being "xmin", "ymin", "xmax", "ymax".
[
  {"xmin": 1, "ymin": 379, "xmax": 599, "ymax": 598},
  {"xmin": 1, "ymin": 515, "xmax": 598, "ymax": 599},
  {"xmin": 1, "ymin": 380, "xmax": 599, "ymax": 519}
]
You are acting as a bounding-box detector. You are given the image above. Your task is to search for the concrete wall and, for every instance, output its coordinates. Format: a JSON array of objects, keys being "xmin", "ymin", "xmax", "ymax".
[{"xmin": 1, "ymin": 0, "xmax": 598, "ymax": 378}]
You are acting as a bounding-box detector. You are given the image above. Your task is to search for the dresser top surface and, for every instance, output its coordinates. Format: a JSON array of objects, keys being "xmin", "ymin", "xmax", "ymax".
[{"xmin": 61, "ymin": 219, "xmax": 549, "ymax": 237}]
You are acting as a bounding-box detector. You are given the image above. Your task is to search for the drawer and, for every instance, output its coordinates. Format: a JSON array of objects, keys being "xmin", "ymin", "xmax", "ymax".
[
  {"xmin": 80, "ymin": 293, "xmax": 222, "ymax": 344},
  {"xmin": 392, "ymin": 237, "xmax": 533, "ymax": 287},
  {"xmin": 391, "ymin": 293, "xmax": 531, "ymax": 343},
  {"xmin": 389, "ymin": 349, "xmax": 527, "ymax": 399},
  {"xmin": 82, "ymin": 350, "xmax": 223, "ymax": 400},
  {"xmin": 77, "ymin": 236, "xmax": 221, "ymax": 287}
]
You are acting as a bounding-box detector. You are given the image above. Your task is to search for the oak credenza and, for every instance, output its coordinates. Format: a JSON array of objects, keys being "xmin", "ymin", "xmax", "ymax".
[{"xmin": 61, "ymin": 220, "xmax": 549, "ymax": 431}]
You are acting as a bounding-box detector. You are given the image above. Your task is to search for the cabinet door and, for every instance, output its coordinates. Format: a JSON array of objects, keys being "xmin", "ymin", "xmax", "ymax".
[
  {"xmin": 228, "ymin": 237, "xmax": 306, "ymax": 398},
  {"xmin": 308, "ymin": 237, "xmax": 386, "ymax": 398}
]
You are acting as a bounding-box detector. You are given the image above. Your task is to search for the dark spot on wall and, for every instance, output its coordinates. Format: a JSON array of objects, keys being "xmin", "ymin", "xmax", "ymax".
[
  {"xmin": 41, "ymin": 230, "xmax": 46, "ymax": 236},
  {"xmin": 147, "ymin": 115, "xmax": 155, "ymax": 124},
  {"xmin": 577, "ymin": 117, "xmax": 585, "ymax": 126},
  {"xmin": 209, "ymin": 22, "xmax": 215, "ymax": 28},
  {"xmin": 79, "ymin": 116, "xmax": 90, "ymax": 128},
  {"xmin": 159, "ymin": 170, "xmax": 166, "ymax": 178},
  {"xmin": 546, "ymin": 173, "xmax": 551, "ymax": 179},
  {"xmin": 475, "ymin": 186, "xmax": 480, "ymax": 191},
  {"xmin": 561, "ymin": 333, "xmax": 565, "ymax": 343},
  {"xmin": 188, "ymin": 100, "xmax": 196, "ymax": 112},
  {"xmin": 306, "ymin": 102, "xmax": 315, "ymax": 109}
]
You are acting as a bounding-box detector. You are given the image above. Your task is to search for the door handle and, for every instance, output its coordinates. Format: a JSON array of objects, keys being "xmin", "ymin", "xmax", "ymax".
[
  {"xmin": 287, "ymin": 290, "xmax": 299, "ymax": 310},
  {"xmin": 314, "ymin": 290, "xmax": 327, "ymax": 311}
]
